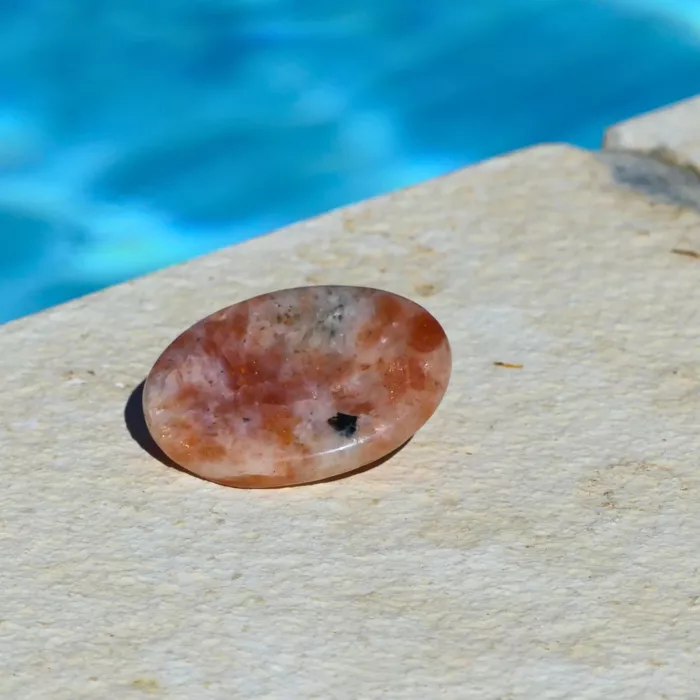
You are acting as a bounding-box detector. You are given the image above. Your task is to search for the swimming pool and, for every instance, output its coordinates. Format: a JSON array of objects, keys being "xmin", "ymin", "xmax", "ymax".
[{"xmin": 1, "ymin": 0, "xmax": 700, "ymax": 324}]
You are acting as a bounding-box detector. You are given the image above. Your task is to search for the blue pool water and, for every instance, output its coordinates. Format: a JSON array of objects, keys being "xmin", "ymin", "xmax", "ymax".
[{"xmin": 2, "ymin": 0, "xmax": 700, "ymax": 324}]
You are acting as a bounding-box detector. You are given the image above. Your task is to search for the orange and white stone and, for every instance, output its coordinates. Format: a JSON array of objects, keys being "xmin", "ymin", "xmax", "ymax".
[{"xmin": 143, "ymin": 285, "xmax": 451, "ymax": 487}]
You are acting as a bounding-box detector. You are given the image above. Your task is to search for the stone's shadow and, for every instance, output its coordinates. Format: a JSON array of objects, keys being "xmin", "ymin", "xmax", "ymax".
[
  {"xmin": 124, "ymin": 379, "xmax": 409, "ymax": 488},
  {"xmin": 124, "ymin": 379, "xmax": 188, "ymax": 475}
]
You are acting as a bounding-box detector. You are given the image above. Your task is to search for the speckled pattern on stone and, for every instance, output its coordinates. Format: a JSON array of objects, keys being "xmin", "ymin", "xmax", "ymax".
[
  {"xmin": 143, "ymin": 285, "xmax": 451, "ymax": 487},
  {"xmin": 3, "ymin": 138, "xmax": 700, "ymax": 698}
]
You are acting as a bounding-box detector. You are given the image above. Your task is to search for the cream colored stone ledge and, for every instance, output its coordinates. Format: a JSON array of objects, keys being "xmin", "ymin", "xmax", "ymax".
[
  {"xmin": 3, "ymin": 106, "xmax": 700, "ymax": 698},
  {"xmin": 605, "ymin": 94, "xmax": 700, "ymax": 172}
]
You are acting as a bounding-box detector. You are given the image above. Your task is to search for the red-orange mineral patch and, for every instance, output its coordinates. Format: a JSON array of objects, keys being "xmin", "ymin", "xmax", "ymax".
[{"xmin": 142, "ymin": 285, "xmax": 451, "ymax": 487}]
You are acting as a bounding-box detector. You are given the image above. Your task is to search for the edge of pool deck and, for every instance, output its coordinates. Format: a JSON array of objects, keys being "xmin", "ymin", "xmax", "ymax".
[
  {"xmin": 3, "ymin": 96, "xmax": 700, "ymax": 699},
  {"xmin": 605, "ymin": 93, "xmax": 700, "ymax": 172}
]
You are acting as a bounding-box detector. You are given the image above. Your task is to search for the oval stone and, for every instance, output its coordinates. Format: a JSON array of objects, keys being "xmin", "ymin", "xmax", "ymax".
[{"xmin": 143, "ymin": 285, "xmax": 451, "ymax": 488}]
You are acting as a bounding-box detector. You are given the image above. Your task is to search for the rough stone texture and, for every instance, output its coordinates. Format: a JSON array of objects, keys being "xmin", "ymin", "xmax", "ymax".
[
  {"xmin": 605, "ymin": 94, "xmax": 700, "ymax": 173},
  {"xmin": 3, "ymin": 137, "xmax": 700, "ymax": 698}
]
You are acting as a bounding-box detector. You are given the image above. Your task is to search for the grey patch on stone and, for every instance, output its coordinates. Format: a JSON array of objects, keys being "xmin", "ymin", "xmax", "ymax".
[
  {"xmin": 597, "ymin": 149, "xmax": 700, "ymax": 213},
  {"xmin": 643, "ymin": 146, "xmax": 700, "ymax": 181}
]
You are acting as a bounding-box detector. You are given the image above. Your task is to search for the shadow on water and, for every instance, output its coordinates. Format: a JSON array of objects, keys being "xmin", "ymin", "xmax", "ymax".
[{"xmin": 124, "ymin": 379, "xmax": 409, "ymax": 488}]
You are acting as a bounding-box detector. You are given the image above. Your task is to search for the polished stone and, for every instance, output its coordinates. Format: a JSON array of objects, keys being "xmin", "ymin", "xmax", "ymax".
[{"xmin": 143, "ymin": 285, "xmax": 451, "ymax": 487}]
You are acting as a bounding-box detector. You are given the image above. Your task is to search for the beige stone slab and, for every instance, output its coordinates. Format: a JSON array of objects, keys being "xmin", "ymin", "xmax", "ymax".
[
  {"xmin": 3, "ymin": 144, "xmax": 700, "ymax": 699},
  {"xmin": 605, "ymin": 95, "xmax": 700, "ymax": 172}
]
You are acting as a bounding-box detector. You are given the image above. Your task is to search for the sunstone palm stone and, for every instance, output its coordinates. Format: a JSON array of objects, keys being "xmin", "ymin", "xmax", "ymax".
[{"xmin": 143, "ymin": 285, "xmax": 451, "ymax": 488}]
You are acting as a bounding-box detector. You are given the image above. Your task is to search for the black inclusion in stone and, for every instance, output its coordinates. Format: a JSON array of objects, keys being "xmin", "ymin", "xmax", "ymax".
[{"xmin": 327, "ymin": 412, "xmax": 358, "ymax": 438}]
